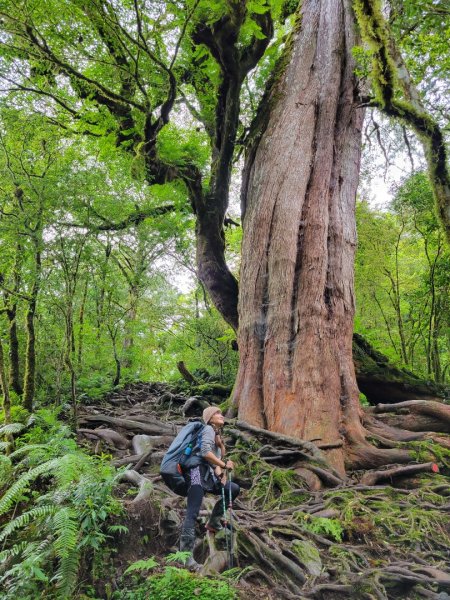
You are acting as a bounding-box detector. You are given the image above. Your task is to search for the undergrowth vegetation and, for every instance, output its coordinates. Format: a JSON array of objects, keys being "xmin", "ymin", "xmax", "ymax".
[
  {"xmin": 113, "ymin": 554, "xmax": 237, "ymax": 600},
  {"xmin": 0, "ymin": 410, "xmax": 125, "ymax": 599}
]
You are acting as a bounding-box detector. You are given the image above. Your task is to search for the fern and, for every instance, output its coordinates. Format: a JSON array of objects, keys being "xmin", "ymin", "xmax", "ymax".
[
  {"xmin": 0, "ymin": 505, "xmax": 57, "ymax": 542},
  {"xmin": 52, "ymin": 507, "xmax": 79, "ymax": 559},
  {"xmin": 124, "ymin": 556, "xmax": 158, "ymax": 574},
  {"xmin": 0, "ymin": 541, "xmax": 28, "ymax": 562},
  {"xmin": 0, "ymin": 422, "xmax": 25, "ymax": 436},
  {"xmin": 0, "ymin": 440, "xmax": 10, "ymax": 451},
  {"xmin": 54, "ymin": 453, "xmax": 88, "ymax": 487},
  {"xmin": 107, "ymin": 524, "xmax": 129, "ymax": 535},
  {"xmin": 0, "ymin": 415, "xmax": 123, "ymax": 599},
  {"xmin": 9, "ymin": 444, "xmax": 49, "ymax": 459},
  {"xmin": 22, "ymin": 537, "xmax": 52, "ymax": 558},
  {"xmin": 0, "ymin": 458, "xmax": 60, "ymax": 516},
  {"xmin": 166, "ymin": 550, "xmax": 191, "ymax": 565},
  {"xmin": 54, "ymin": 548, "xmax": 81, "ymax": 599}
]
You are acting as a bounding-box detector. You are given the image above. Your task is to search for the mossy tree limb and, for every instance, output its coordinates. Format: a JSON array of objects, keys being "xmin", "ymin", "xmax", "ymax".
[{"xmin": 353, "ymin": 0, "xmax": 450, "ymax": 243}]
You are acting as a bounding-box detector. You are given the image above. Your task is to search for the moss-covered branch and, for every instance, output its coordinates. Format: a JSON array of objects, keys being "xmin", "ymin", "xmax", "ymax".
[{"xmin": 353, "ymin": 0, "xmax": 450, "ymax": 243}]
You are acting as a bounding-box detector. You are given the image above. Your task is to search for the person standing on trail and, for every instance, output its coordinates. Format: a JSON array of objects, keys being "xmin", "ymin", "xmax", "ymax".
[{"xmin": 179, "ymin": 405, "xmax": 240, "ymax": 570}]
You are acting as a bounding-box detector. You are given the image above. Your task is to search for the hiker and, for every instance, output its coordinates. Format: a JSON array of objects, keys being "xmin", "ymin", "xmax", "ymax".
[{"xmin": 179, "ymin": 405, "xmax": 240, "ymax": 570}]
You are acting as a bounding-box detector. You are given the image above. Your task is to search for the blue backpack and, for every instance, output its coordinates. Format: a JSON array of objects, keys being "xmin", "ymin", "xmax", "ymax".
[{"xmin": 160, "ymin": 421, "xmax": 205, "ymax": 496}]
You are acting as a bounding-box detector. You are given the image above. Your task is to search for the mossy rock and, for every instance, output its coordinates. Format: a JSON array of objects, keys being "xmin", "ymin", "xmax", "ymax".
[{"xmin": 291, "ymin": 539, "xmax": 322, "ymax": 576}]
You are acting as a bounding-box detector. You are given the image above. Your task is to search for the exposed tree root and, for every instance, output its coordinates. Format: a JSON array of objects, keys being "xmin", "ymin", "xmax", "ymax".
[
  {"xmin": 75, "ymin": 382, "xmax": 450, "ymax": 599},
  {"xmin": 373, "ymin": 400, "xmax": 450, "ymax": 433},
  {"xmin": 360, "ymin": 462, "xmax": 439, "ymax": 486}
]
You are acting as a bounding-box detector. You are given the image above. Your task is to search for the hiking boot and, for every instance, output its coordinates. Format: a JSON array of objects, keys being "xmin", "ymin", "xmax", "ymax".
[
  {"xmin": 179, "ymin": 527, "xmax": 202, "ymax": 571},
  {"xmin": 205, "ymin": 500, "xmax": 225, "ymax": 533}
]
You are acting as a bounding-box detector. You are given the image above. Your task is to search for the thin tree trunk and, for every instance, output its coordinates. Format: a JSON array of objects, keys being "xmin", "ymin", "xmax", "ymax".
[
  {"xmin": 0, "ymin": 336, "xmax": 11, "ymax": 424},
  {"xmin": 431, "ymin": 302, "xmax": 442, "ymax": 383},
  {"xmin": 122, "ymin": 285, "xmax": 138, "ymax": 368},
  {"xmin": 6, "ymin": 242, "xmax": 23, "ymax": 395},
  {"xmin": 393, "ymin": 225, "xmax": 409, "ymax": 364},
  {"xmin": 65, "ymin": 303, "xmax": 77, "ymax": 424},
  {"xmin": 23, "ymin": 207, "xmax": 43, "ymax": 413},
  {"xmin": 6, "ymin": 302, "xmax": 22, "ymax": 395},
  {"xmin": 23, "ymin": 297, "xmax": 37, "ymax": 412},
  {"xmin": 234, "ymin": 0, "xmax": 368, "ymax": 473},
  {"xmin": 108, "ymin": 325, "xmax": 121, "ymax": 387},
  {"xmin": 77, "ymin": 277, "xmax": 88, "ymax": 369}
]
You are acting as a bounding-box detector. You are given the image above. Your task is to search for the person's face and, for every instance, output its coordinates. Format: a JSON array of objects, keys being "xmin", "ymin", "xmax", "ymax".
[{"xmin": 209, "ymin": 411, "xmax": 224, "ymax": 427}]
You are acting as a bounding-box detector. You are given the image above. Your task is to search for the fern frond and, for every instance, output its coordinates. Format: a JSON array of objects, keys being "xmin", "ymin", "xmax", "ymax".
[
  {"xmin": 0, "ymin": 441, "xmax": 10, "ymax": 451},
  {"xmin": 52, "ymin": 507, "xmax": 79, "ymax": 559},
  {"xmin": 9, "ymin": 444, "xmax": 49, "ymax": 459},
  {"xmin": 0, "ymin": 505, "xmax": 57, "ymax": 542},
  {"xmin": 22, "ymin": 536, "xmax": 52, "ymax": 558},
  {"xmin": 54, "ymin": 548, "xmax": 80, "ymax": 600},
  {"xmin": 0, "ymin": 423, "xmax": 24, "ymax": 436},
  {"xmin": 0, "ymin": 458, "xmax": 60, "ymax": 516},
  {"xmin": 0, "ymin": 541, "xmax": 27, "ymax": 562},
  {"xmin": 53, "ymin": 454, "xmax": 86, "ymax": 487}
]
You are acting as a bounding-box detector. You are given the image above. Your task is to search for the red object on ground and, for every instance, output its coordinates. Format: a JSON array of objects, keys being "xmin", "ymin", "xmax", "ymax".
[{"xmin": 431, "ymin": 463, "xmax": 439, "ymax": 473}]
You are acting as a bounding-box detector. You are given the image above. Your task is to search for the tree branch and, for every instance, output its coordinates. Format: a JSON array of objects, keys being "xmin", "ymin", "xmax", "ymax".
[{"xmin": 353, "ymin": 0, "xmax": 450, "ymax": 243}]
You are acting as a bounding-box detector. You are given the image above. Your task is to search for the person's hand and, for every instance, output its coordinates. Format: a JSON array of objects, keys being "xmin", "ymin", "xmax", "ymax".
[
  {"xmin": 215, "ymin": 465, "xmax": 227, "ymax": 484},
  {"xmin": 224, "ymin": 459, "xmax": 234, "ymax": 470}
]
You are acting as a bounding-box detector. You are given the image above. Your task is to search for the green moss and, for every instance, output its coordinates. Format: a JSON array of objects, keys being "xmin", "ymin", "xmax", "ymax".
[
  {"xmin": 291, "ymin": 539, "xmax": 322, "ymax": 575},
  {"xmin": 234, "ymin": 450, "xmax": 308, "ymax": 510},
  {"xmin": 324, "ymin": 486, "xmax": 450, "ymax": 549},
  {"xmin": 294, "ymin": 512, "xmax": 344, "ymax": 542},
  {"xmin": 352, "ymin": 0, "xmax": 397, "ymax": 106},
  {"xmin": 192, "ymin": 383, "xmax": 232, "ymax": 397},
  {"xmin": 408, "ymin": 439, "xmax": 450, "ymax": 468}
]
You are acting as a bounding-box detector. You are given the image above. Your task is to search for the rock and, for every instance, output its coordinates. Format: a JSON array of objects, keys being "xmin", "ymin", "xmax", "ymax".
[
  {"xmin": 182, "ymin": 397, "xmax": 209, "ymax": 417},
  {"xmin": 291, "ymin": 539, "xmax": 322, "ymax": 576},
  {"xmin": 132, "ymin": 434, "xmax": 154, "ymax": 454}
]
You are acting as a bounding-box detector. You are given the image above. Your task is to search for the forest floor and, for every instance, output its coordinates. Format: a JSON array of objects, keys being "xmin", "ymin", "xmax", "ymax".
[{"xmin": 76, "ymin": 382, "xmax": 450, "ymax": 600}]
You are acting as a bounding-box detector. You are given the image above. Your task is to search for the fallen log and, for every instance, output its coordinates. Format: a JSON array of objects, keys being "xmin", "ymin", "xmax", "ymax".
[
  {"xmin": 77, "ymin": 428, "xmax": 130, "ymax": 450},
  {"xmin": 80, "ymin": 414, "xmax": 177, "ymax": 435}
]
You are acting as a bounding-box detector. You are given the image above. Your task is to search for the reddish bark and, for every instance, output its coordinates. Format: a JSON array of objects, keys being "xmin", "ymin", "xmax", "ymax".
[{"xmin": 233, "ymin": 0, "xmax": 407, "ymax": 472}]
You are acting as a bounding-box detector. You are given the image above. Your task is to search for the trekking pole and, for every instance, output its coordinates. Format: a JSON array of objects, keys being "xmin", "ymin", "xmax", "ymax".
[
  {"xmin": 221, "ymin": 482, "xmax": 231, "ymax": 568},
  {"xmin": 228, "ymin": 470, "xmax": 234, "ymax": 568}
]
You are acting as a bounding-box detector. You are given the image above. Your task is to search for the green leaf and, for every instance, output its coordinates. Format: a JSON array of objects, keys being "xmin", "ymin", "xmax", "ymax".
[{"xmin": 124, "ymin": 556, "xmax": 158, "ymax": 574}]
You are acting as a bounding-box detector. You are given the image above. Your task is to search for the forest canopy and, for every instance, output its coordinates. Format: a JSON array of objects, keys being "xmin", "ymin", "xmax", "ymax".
[{"xmin": 0, "ymin": 0, "xmax": 447, "ymax": 403}]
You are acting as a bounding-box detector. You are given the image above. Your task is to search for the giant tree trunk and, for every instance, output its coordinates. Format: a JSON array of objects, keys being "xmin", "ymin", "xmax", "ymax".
[{"xmin": 234, "ymin": 0, "xmax": 378, "ymax": 473}]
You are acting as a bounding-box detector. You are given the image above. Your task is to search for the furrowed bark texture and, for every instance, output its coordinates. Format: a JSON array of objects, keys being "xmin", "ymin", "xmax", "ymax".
[{"xmin": 234, "ymin": 0, "xmax": 365, "ymax": 472}]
